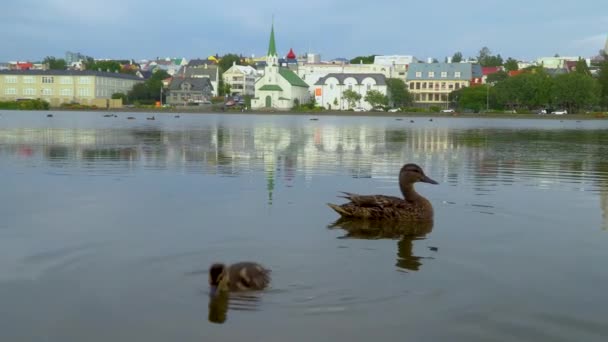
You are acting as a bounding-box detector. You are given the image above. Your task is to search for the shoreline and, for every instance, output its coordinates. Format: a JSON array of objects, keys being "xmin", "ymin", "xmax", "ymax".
[{"xmin": 3, "ymin": 107, "xmax": 607, "ymax": 120}]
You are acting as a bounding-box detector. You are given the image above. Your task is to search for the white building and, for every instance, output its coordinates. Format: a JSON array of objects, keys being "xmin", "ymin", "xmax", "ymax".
[
  {"xmin": 222, "ymin": 63, "xmax": 261, "ymax": 96},
  {"xmin": 251, "ymin": 23, "xmax": 310, "ymax": 110},
  {"xmin": 313, "ymin": 73, "xmax": 388, "ymax": 110}
]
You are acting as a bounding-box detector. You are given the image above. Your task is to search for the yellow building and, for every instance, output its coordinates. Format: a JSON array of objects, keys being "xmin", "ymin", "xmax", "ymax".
[{"xmin": 0, "ymin": 70, "xmax": 143, "ymax": 108}]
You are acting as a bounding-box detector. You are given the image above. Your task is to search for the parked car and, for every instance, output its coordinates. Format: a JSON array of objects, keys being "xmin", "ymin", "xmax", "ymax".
[
  {"xmin": 353, "ymin": 107, "xmax": 367, "ymax": 112},
  {"xmin": 536, "ymin": 109, "xmax": 547, "ymax": 115},
  {"xmin": 552, "ymin": 109, "xmax": 568, "ymax": 115},
  {"xmin": 388, "ymin": 108, "xmax": 400, "ymax": 113},
  {"xmin": 441, "ymin": 109, "xmax": 455, "ymax": 113}
]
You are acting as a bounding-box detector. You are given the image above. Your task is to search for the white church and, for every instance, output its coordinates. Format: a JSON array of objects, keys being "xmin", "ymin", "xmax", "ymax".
[{"xmin": 251, "ymin": 24, "xmax": 310, "ymax": 110}]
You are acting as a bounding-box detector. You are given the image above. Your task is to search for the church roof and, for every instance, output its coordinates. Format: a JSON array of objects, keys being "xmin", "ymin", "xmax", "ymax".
[
  {"xmin": 279, "ymin": 67, "xmax": 308, "ymax": 87},
  {"xmin": 268, "ymin": 24, "xmax": 277, "ymax": 57}
]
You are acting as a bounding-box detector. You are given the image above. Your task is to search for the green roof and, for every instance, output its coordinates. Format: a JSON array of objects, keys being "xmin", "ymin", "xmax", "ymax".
[
  {"xmin": 267, "ymin": 24, "xmax": 277, "ymax": 56},
  {"xmin": 279, "ymin": 68, "xmax": 309, "ymax": 87},
  {"xmin": 259, "ymin": 84, "xmax": 283, "ymax": 91}
]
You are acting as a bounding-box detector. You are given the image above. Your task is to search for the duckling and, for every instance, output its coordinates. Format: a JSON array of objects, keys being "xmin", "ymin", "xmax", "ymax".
[
  {"xmin": 209, "ymin": 262, "xmax": 271, "ymax": 293},
  {"xmin": 146, "ymin": 116, "xmax": 155, "ymax": 120},
  {"xmin": 46, "ymin": 114, "xmax": 53, "ymax": 118},
  {"xmin": 410, "ymin": 120, "xmax": 414, "ymax": 123},
  {"xmin": 127, "ymin": 116, "xmax": 135, "ymax": 120},
  {"xmin": 328, "ymin": 163, "xmax": 438, "ymax": 221}
]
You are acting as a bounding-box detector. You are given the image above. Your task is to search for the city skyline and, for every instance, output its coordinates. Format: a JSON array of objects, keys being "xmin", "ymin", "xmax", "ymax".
[{"xmin": 2, "ymin": 0, "xmax": 607, "ymax": 62}]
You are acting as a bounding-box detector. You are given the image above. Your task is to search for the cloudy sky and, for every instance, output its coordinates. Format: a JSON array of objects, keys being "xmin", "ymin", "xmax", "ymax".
[{"xmin": 1, "ymin": 0, "xmax": 607, "ymax": 62}]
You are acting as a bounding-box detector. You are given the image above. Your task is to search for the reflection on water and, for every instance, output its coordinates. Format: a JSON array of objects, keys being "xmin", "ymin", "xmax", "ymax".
[
  {"xmin": 329, "ymin": 219, "xmax": 434, "ymax": 272},
  {"xmin": 2, "ymin": 111, "xmax": 608, "ymax": 341}
]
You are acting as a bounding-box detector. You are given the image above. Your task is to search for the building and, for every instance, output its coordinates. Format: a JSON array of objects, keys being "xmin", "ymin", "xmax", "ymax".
[
  {"xmin": 141, "ymin": 58, "xmax": 188, "ymax": 76},
  {"xmin": 297, "ymin": 61, "xmax": 397, "ymax": 91},
  {"xmin": 222, "ymin": 63, "xmax": 260, "ymax": 96},
  {"xmin": 406, "ymin": 63, "xmax": 482, "ymax": 107},
  {"xmin": 314, "ymin": 73, "xmax": 388, "ymax": 110},
  {"xmin": 174, "ymin": 64, "xmax": 220, "ymax": 97},
  {"xmin": 251, "ymin": 23, "xmax": 310, "ymax": 110},
  {"xmin": 166, "ymin": 77, "xmax": 213, "ymax": 105},
  {"xmin": 0, "ymin": 70, "xmax": 143, "ymax": 107}
]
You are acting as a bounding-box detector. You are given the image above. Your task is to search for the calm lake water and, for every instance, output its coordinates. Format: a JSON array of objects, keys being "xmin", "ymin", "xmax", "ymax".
[{"xmin": 1, "ymin": 110, "xmax": 607, "ymax": 341}]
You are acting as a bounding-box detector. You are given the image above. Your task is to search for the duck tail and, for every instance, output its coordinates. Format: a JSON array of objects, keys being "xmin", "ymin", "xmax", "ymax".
[{"xmin": 327, "ymin": 203, "xmax": 349, "ymax": 217}]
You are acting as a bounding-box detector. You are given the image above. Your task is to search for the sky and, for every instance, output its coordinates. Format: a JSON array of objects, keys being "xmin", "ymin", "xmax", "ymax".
[{"xmin": 1, "ymin": 0, "xmax": 607, "ymax": 63}]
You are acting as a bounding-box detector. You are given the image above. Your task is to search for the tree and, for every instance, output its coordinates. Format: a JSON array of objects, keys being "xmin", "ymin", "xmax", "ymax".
[
  {"xmin": 451, "ymin": 52, "xmax": 463, "ymax": 63},
  {"xmin": 85, "ymin": 60, "xmax": 122, "ymax": 73},
  {"xmin": 551, "ymin": 73, "xmax": 600, "ymax": 113},
  {"xmin": 43, "ymin": 56, "xmax": 67, "ymax": 70},
  {"xmin": 219, "ymin": 54, "xmax": 241, "ymax": 73},
  {"xmin": 451, "ymin": 85, "xmax": 496, "ymax": 112},
  {"xmin": 127, "ymin": 70, "xmax": 170, "ymax": 104},
  {"xmin": 494, "ymin": 70, "xmax": 553, "ymax": 110},
  {"xmin": 574, "ymin": 58, "xmax": 591, "ymax": 76},
  {"xmin": 504, "ymin": 58, "xmax": 519, "ymax": 72},
  {"xmin": 349, "ymin": 55, "xmax": 376, "ymax": 64},
  {"xmin": 487, "ymin": 70, "xmax": 509, "ymax": 83},
  {"xmin": 386, "ymin": 78, "xmax": 412, "ymax": 108},
  {"xmin": 342, "ymin": 89, "xmax": 362, "ymax": 108},
  {"xmin": 598, "ymin": 59, "xmax": 608, "ymax": 108},
  {"xmin": 477, "ymin": 47, "xmax": 503, "ymax": 67},
  {"xmin": 364, "ymin": 90, "xmax": 388, "ymax": 109}
]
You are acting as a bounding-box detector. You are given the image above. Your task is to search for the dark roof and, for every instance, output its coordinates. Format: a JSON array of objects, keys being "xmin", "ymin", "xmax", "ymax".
[
  {"xmin": 175, "ymin": 66, "xmax": 218, "ymax": 81},
  {"xmin": 137, "ymin": 70, "xmax": 153, "ymax": 79},
  {"xmin": 314, "ymin": 73, "xmax": 386, "ymax": 86},
  {"xmin": 187, "ymin": 59, "xmax": 216, "ymax": 67},
  {"xmin": 0, "ymin": 69, "xmax": 142, "ymax": 80},
  {"xmin": 168, "ymin": 77, "xmax": 214, "ymax": 91}
]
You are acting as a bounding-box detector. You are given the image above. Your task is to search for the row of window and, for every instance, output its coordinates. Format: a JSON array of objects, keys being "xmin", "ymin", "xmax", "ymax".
[
  {"xmin": 414, "ymin": 71, "xmax": 462, "ymax": 79},
  {"xmin": 328, "ymin": 84, "xmax": 375, "ymax": 91},
  {"xmin": 409, "ymin": 81, "xmax": 466, "ymax": 91},
  {"xmin": 3, "ymin": 76, "xmax": 92, "ymax": 84},
  {"xmin": 4, "ymin": 88, "xmax": 91, "ymax": 96},
  {"xmin": 414, "ymin": 93, "xmax": 449, "ymax": 102}
]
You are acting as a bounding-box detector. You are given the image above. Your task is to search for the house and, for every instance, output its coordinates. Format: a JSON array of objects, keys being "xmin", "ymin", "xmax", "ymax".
[
  {"xmin": 406, "ymin": 63, "xmax": 482, "ymax": 107},
  {"xmin": 297, "ymin": 61, "xmax": 396, "ymax": 93},
  {"xmin": 251, "ymin": 23, "xmax": 310, "ymax": 110},
  {"xmin": 141, "ymin": 58, "xmax": 188, "ymax": 76},
  {"xmin": 314, "ymin": 73, "xmax": 388, "ymax": 110},
  {"xmin": 0, "ymin": 69, "xmax": 143, "ymax": 107},
  {"xmin": 166, "ymin": 77, "xmax": 213, "ymax": 106},
  {"xmin": 222, "ymin": 63, "xmax": 261, "ymax": 96},
  {"xmin": 174, "ymin": 64, "xmax": 220, "ymax": 97}
]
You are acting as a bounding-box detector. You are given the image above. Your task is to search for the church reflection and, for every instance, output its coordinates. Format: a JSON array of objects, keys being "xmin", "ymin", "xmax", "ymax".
[{"xmin": 328, "ymin": 218, "xmax": 434, "ymax": 272}]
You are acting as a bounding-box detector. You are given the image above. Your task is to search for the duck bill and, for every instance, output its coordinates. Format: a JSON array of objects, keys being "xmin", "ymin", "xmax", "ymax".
[{"xmin": 421, "ymin": 175, "xmax": 438, "ymax": 184}]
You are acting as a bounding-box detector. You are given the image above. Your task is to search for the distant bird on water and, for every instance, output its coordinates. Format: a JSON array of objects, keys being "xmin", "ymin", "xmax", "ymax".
[
  {"xmin": 146, "ymin": 116, "xmax": 155, "ymax": 120},
  {"xmin": 328, "ymin": 163, "xmax": 438, "ymax": 221},
  {"xmin": 46, "ymin": 114, "xmax": 53, "ymax": 118}
]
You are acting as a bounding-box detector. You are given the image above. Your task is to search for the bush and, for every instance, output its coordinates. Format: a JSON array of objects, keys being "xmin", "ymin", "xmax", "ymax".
[
  {"xmin": 429, "ymin": 106, "xmax": 441, "ymax": 112},
  {"xmin": 0, "ymin": 99, "xmax": 49, "ymax": 110}
]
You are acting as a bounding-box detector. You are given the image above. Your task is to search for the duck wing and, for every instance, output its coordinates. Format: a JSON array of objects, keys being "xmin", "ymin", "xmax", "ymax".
[{"xmin": 339, "ymin": 192, "xmax": 404, "ymax": 208}]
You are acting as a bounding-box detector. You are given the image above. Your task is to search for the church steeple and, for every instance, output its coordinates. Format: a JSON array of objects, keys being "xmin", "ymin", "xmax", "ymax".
[{"xmin": 267, "ymin": 22, "xmax": 277, "ymax": 57}]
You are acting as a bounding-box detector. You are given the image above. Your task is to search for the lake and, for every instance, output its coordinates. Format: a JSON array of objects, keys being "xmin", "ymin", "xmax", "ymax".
[{"xmin": 1, "ymin": 110, "xmax": 607, "ymax": 341}]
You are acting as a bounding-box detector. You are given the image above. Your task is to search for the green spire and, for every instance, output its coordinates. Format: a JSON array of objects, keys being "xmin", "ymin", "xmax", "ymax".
[{"xmin": 267, "ymin": 21, "xmax": 277, "ymax": 57}]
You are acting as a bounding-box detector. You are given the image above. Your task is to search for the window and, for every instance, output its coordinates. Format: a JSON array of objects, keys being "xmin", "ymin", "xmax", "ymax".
[
  {"xmin": 455, "ymin": 72, "xmax": 461, "ymax": 78},
  {"xmin": 78, "ymin": 88, "xmax": 90, "ymax": 97},
  {"xmin": 42, "ymin": 76, "xmax": 54, "ymax": 83},
  {"xmin": 330, "ymin": 84, "xmax": 334, "ymax": 90},
  {"xmin": 428, "ymin": 72, "xmax": 435, "ymax": 78},
  {"xmin": 428, "ymin": 82, "xmax": 433, "ymax": 89},
  {"xmin": 23, "ymin": 76, "xmax": 35, "ymax": 84},
  {"xmin": 60, "ymin": 88, "xmax": 72, "ymax": 96},
  {"xmin": 42, "ymin": 88, "xmax": 52, "ymax": 96},
  {"xmin": 60, "ymin": 77, "xmax": 73, "ymax": 84},
  {"xmin": 398, "ymin": 72, "xmax": 405, "ymax": 76},
  {"xmin": 441, "ymin": 82, "xmax": 446, "ymax": 89},
  {"xmin": 455, "ymin": 83, "xmax": 461, "ymax": 90},
  {"xmin": 416, "ymin": 82, "xmax": 421, "ymax": 90},
  {"xmin": 415, "ymin": 72, "xmax": 422, "ymax": 78},
  {"xmin": 422, "ymin": 82, "xmax": 427, "ymax": 89},
  {"xmin": 23, "ymin": 88, "xmax": 36, "ymax": 95},
  {"xmin": 448, "ymin": 84, "xmax": 454, "ymax": 90},
  {"xmin": 5, "ymin": 88, "xmax": 17, "ymax": 95},
  {"xmin": 366, "ymin": 84, "xmax": 371, "ymax": 90},
  {"xmin": 441, "ymin": 72, "xmax": 447, "ymax": 78},
  {"xmin": 79, "ymin": 77, "xmax": 91, "ymax": 84},
  {"xmin": 348, "ymin": 84, "xmax": 353, "ymax": 90},
  {"xmin": 4, "ymin": 76, "xmax": 17, "ymax": 83}
]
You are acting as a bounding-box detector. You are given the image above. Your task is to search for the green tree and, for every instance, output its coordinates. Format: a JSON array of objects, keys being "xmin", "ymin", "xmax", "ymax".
[
  {"xmin": 43, "ymin": 56, "xmax": 67, "ymax": 70},
  {"xmin": 551, "ymin": 73, "xmax": 600, "ymax": 113},
  {"xmin": 85, "ymin": 60, "xmax": 122, "ymax": 73},
  {"xmin": 219, "ymin": 54, "xmax": 241, "ymax": 72},
  {"xmin": 364, "ymin": 89, "xmax": 388, "ymax": 109},
  {"xmin": 487, "ymin": 70, "xmax": 509, "ymax": 83},
  {"xmin": 494, "ymin": 70, "xmax": 553, "ymax": 110},
  {"xmin": 386, "ymin": 78, "xmax": 412, "ymax": 108},
  {"xmin": 478, "ymin": 47, "xmax": 503, "ymax": 67},
  {"xmin": 342, "ymin": 89, "xmax": 362, "ymax": 108},
  {"xmin": 598, "ymin": 59, "xmax": 608, "ymax": 108},
  {"xmin": 574, "ymin": 58, "xmax": 591, "ymax": 76},
  {"xmin": 451, "ymin": 85, "xmax": 496, "ymax": 112},
  {"xmin": 349, "ymin": 55, "xmax": 376, "ymax": 64},
  {"xmin": 451, "ymin": 52, "xmax": 463, "ymax": 63},
  {"xmin": 504, "ymin": 58, "xmax": 519, "ymax": 72},
  {"xmin": 127, "ymin": 70, "xmax": 170, "ymax": 104}
]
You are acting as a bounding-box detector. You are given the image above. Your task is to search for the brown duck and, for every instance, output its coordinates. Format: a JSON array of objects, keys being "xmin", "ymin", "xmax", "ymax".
[
  {"xmin": 328, "ymin": 163, "xmax": 438, "ymax": 221},
  {"xmin": 209, "ymin": 262, "xmax": 271, "ymax": 293}
]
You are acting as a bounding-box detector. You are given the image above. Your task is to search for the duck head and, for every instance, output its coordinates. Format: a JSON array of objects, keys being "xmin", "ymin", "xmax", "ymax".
[
  {"xmin": 399, "ymin": 163, "xmax": 438, "ymax": 185},
  {"xmin": 209, "ymin": 263, "xmax": 228, "ymax": 293}
]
